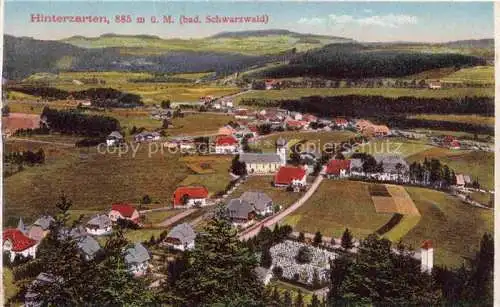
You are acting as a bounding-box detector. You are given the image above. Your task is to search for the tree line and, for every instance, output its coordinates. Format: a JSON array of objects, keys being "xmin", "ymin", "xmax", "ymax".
[
  {"xmin": 241, "ymin": 95, "xmax": 494, "ymax": 117},
  {"xmin": 42, "ymin": 107, "xmax": 120, "ymax": 137},
  {"xmin": 10, "ymin": 86, "xmax": 143, "ymax": 108}
]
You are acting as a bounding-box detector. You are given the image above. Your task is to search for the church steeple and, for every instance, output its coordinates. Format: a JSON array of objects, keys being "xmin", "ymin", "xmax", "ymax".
[{"xmin": 276, "ymin": 137, "xmax": 288, "ymax": 166}]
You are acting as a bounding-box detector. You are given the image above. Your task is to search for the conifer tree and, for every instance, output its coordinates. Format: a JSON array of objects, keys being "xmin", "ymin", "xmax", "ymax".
[
  {"xmin": 340, "ymin": 228, "xmax": 354, "ymax": 250},
  {"xmin": 283, "ymin": 290, "xmax": 293, "ymax": 306},
  {"xmin": 295, "ymin": 290, "xmax": 305, "ymax": 307}
]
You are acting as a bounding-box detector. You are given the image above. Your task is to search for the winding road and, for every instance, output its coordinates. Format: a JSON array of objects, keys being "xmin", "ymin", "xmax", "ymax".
[{"xmin": 238, "ymin": 175, "xmax": 324, "ymax": 241}]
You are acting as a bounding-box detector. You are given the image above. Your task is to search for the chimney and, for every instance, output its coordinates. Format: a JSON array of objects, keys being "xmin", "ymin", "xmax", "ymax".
[{"xmin": 420, "ymin": 240, "xmax": 434, "ymax": 274}]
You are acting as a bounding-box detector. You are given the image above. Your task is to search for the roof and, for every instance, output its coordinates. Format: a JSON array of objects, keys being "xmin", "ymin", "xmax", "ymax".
[
  {"xmin": 215, "ymin": 135, "xmax": 238, "ymax": 146},
  {"xmin": 335, "ymin": 118, "xmax": 348, "ymax": 124},
  {"xmin": 111, "ymin": 203, "xmax": 137, "ymax": 218},
  {"xmin": 286, "ymin": 120, "xmax": 306, "ymax": 128},
  {"xmin": 25, "ymin": 273, "xmax": 62, "ymax": 304},
  {"xmin": 240, "ymin": 191, "xmax": 273, "ymax": 212},
  {"xmin": 17, "ymin": 217, "xmax": 27, "ymax": 234},
  {"xmin": 107, "ymin": 131, "xmax": 123, "ymax": 139},
  {"xmin": 239, "ymin": 153, "xmax": 281, "ymax": 164},
  {"xmin": 173, "ymin": 186, "xmax": 209, "ymax": 205},
  {"xmin": 135, "ymin": 131, "xmax": 160, "ymax": 139},
  {"xmin": 3, "ymin": 228, "xmax": 38, "ymax": 252},
  {"xmin": 124, "ymin": 243, "xmax": 150, "ymax": 264},
  {"xmin": 456, "ymin": 174, "xmax": 465, "ymax": 185},
  {"xmin": 463, "ymin": 175, "xmax": 472, "ymax": 183},
  {"xmin": 87, "ymin": 214, "xmax": 112, "ymax": 229},
  {"xmin": 76, "ymin": 236, "xmax": 101, "ymax": 258},
  {"xmin": 254, "ymin": 267, "xmax": 270, "ymax": 281},
  {"xmin": 166, "ymin": 223, "xmax": 196, "ymax": 245},
  {"xmin": 274, "ymin": 166, "xmax": 307, "ymax": 185},
  {"xmin": 33, "ymin": 216, "xmax": 55, "ymax": 230},
  {"xmin": 326, "ymin": 159, "xmax": 351, "ymax": 175},
  {"xmin": 226, "ymin": 199, "xmax": 254, "ymax": 219},
  {"xmin": 276, "ymin": 137, "xmax": 287, "ymax": 147},
  {"xmin": 350, "ymin": 158, "xmax": 364, "ymax": 170},
  {"xmin": 374, "ymin": 154, "xmax": 409, "ymax": 173},
  {"xmin": 421, "ymin": 240, "xmax": 433, "ymax": 250}
]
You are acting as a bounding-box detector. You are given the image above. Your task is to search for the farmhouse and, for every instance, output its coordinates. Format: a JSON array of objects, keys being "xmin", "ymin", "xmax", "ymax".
[
  {"xmin": 134, "ymin": 131, "xmax": 160, "ymax": 143},
  {"xmin": 172, "ymin": 186, "xmax": 209, "ymax": 207},
  {"xmin": 239, "ymin": 153, "xmax": 283, "ymax": 174},
  {"xmin": 218, "ymin": 125, "xmax": 237, "ymax": 136},
  {"xmin": 265, "ymin": 79, "xmax": 279, "ymax": 90},
  {"xmin": 3, "ymin": 228, "xmax": 38, "ymax": 261},
  {"xmin": 226, "ymin": 198, "xmax": 256, "ymax": 225},
  {"xmin": 163, "ymin": 223, "xmax": 196, "ymax": 251},
  {"xmin": 124, "ymin": 243, "xmax": 151, "ymax": 276},
  {"xmin": 240, "ymin": 191, "xmax": 274, "ymax": 216},
  {"xmin": 85, "ymin": 214, "xmax": 112, "ymax": 236},
  {"xmin": 235, "ymin": 109, "xmax": 251, "ymax": 119},
  {"xmin": 349, "ymin": 158, "xmax": 365, "ymax": 177},
  {"xmin": 215, "ymin": 135, "xmax": 240, "ymax": 154},
  {"xmin": 106, "ymin": 131, "xmax": 124, "ymax": 147},
  {"xmin": 28, "ymin": 215, "xmax": 54, "ymax": 241},
  {"xmin": 325, "ymin": 159, "xmax": 351, "ymax": 178},
  {"xmin": 455, "ymin": 174, "xmax": 465, "ymax": 187},
  {"xmin": 374, "ymin": 154, "xmax": 410, "ymax": 182},
  {"xmin": 274, "ymin": 165, "xmax": 307, "ymax": 187},
  {"xmin": 76, "ymin": 235, "xmax": 102, "ymax": 261},
  {"xmin": 334, "ymin": 118, "xmax": 349, "ymax": 129},
  {"xmin": 108, "ymin": 203, "xmax": 140, "ymax": 223},
  {"xmin": 285, "ymin": 119, "xmax": 306, "ymax": 130},
  {"xmin": 428, "ymin": 81, "xmax": 442, "ymax": 89}
]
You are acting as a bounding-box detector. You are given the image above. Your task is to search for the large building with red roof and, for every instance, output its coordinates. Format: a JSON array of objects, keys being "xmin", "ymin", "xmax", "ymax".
[
  {"xmin": 3, "ymin": 228, "xmax": 39, "ymax": 261},
  {"xmin": 274, "ymin": 166, "xmax": 307, "ymax": 187},
  {"xmin": 325, "ymin": 159, "xmax": 352, "ymax": 178},
  {"xmin": 214, "ymin": 135, "xmax": 239, "ymax": 154},
  {"xmin": 108, "ymin": 203, "xmax": 140, "ymax": 223},
  {"xmin": 172, "ymin": 186, "xmax": 209, "ymax": 207}
]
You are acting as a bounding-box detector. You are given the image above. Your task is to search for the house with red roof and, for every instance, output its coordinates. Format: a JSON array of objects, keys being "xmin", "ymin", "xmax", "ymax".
[
  {"xmin": 274, "ymin": 165, "xmax": 307, "ymax": 187},
  {"xmin": 285, "ymin": 120, "xmax": 307, "ymax": 130},
  {"xmin": 265, "ymin": 79, "xmax": 279, "ymax": 90},
  {"xmin": 324, "ymin": 159, "xmax": 352, "ymax": 178},
  {"xmin": 215, "ymin": 135, "xmax": 240, "ymax": 154},
  {"xmin": 335, "ymin": 118, "xmax": 349, "ymax": 129},
  {"xmin": 172, "ymin": 186, "xmax": 209, "ymax": 207},
  {"xmin": 3, "ymin": 228, "xmax": 38, "ymax": 261},
  {"xmin": 108, "ymin": 203, "xmax": 140, "ymax": 223},
  {"xmin": 449, "ymin": 140, "xmax": 461, "ymax": 150}
]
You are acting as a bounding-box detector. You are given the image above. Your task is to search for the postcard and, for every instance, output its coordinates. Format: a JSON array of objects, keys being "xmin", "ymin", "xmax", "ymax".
[{"xmin": 1, "ymin": 1, "xmax": 495, "ymax": 306}]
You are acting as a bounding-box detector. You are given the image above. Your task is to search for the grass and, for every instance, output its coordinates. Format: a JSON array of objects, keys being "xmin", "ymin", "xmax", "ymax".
[
  {"xmin": 268, "ymin": 280, "xmax": 314, "ymax": 304},
  {"xmin": 257, "ymin": 131, "xmax": 356, "ymax": 153},
  {"xmin": 441, "ymin": 66, "xmax": 494, "ymax": 84},
  {"xmin": 469, "ymin": 191, "xmax": 493, "ymax": 206},
  {"xmin": 142, "ymin": 209, "xmax": 184, "ymax": 224},
  {"xmin": 403, "ymin": 67, "xmax": 459, "ymax": 80},
  {"xmin": 409, "ymin": 114, "xmax": 494, "ymax": 127},
  {"xmin": 284, "ymin": 180, "xmax": 392, "ymax": 238},
  {"xmin": 169, "ymin": 113, "xmax": 235, "ymax": 136},
  {"xmin": 382, "ymin": 215, "xmax": 422, "ymax": 242},
  {"xmin": 178, "ymin": 155, "xmax": 233, "ymax": 195},
  {"xmin": 236, "ymin": 87, "xmax": 494, "ymax": 103},
  {"xmin": 403, "ymin": 187, "xmax": 493, "ymax": 267},
  {"xmin": 3, "ymin": 267, "xmax": 18, "ymax": 303},
  {"xmin": 353, "ymin": 138, "xmax": 433, "ymax": 158},
  {"xmin": 407, "ymin": 148, "xmax": 494, "ymax": 190},
  {"xmin": 7, "ymin": 100, "xmax": 77, "ymax": 114},
  {"xmin": 123, "ymin": 228, "xmax": 166, "ymax": 243},
  {"xmin": 231, "ymin": 176, "xmax": 303, "ymax": 209},
  {"xmin": 3, "ymin": 141, "xmax": 191, "ymax": 223}
]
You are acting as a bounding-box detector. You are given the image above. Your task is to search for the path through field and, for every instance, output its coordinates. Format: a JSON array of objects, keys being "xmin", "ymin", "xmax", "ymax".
[
  {"xmin": 239, "ymin": 175, "xmax": 324, "ymax": 241},
  {"xmin": 154, "ymin": 208, "xmax": 198, "ymax": 227},
  {"xmin": 7, "ymin": 137, "xmax": 75, "ymax": 147}
]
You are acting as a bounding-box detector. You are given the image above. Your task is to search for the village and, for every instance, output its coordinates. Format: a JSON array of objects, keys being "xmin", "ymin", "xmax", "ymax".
[{"xmin": 3, "ymin": 88, "xmax": 493, "ymax": 304}]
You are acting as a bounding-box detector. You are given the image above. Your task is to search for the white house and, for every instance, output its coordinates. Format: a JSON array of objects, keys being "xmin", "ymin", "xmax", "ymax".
[
  {"xmin": 106, "ymin": 131, "xmax": 124, "ymax": 147},
  {"xmin": 163, "ymin": 223, "xmax": 196, "ymax": 251},
  {"xmin": 239, "ymin": 191, "xmax": 274, "ymax": 216},
  {"xmin": 3, "ymin": 228, "xmax": 38, "ymax": 261},
  {"xmin": 134, "ymin": 131, "xmax": 160, "ymax": 143},
  {"xmin": 108, "ymin": 203, "xmax": 140, "ymax": 224},
  {"xmin": 215, "ymin": 135, "xmax": 239, "ymax": 154},
  {"xmin": 86, "ymin": 214, "xmax": 112, "ymax": 236},
  {"xmin": 124, "ymin": 243, "xmax": 151, "ymax": 276},
  {"xmin": 172, "ymin": 186, "xmax": 209, "ymax": 208}
]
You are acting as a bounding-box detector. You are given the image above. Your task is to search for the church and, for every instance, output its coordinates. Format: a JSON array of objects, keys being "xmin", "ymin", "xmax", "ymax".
[{"xmin": 239, "ymin": 137, "xmax": 287, "ymax": 174}]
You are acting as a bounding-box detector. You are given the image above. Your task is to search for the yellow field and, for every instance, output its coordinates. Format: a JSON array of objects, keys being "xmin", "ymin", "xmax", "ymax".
[{"xmin": 442, "ymin": 66, "xmax": 494, "ymax": 84}]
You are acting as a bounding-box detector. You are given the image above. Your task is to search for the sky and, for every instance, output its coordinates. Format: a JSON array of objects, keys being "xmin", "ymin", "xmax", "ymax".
[{"xmin": 3, "ymin": 1, "xmax": 494, "ymax": 42}]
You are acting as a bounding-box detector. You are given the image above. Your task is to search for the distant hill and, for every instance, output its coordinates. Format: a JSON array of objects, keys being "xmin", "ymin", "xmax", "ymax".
[
  {"xmin": 210, "ymin": 29, "xmax": 350, "ymax": 41},
  {"xmin": 3, "ymin": 35, "xmax": 282, "ymax": 80},
  {"xmin": 249, "ymin": 42, "xmax": 487, "ymax": 79},
  {"xmin": 60, "ymin": 30, "xmax": 353, "ymax": 56},
  {"xmin": 440, "ymin": 38, "xmax": 494, "ymax": 49}
]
